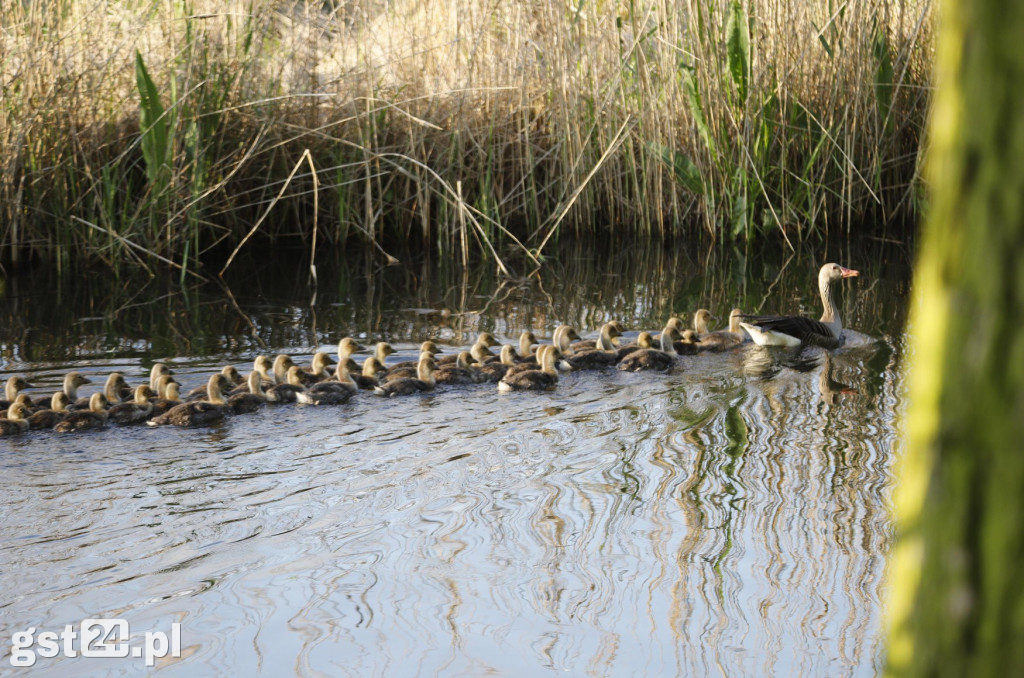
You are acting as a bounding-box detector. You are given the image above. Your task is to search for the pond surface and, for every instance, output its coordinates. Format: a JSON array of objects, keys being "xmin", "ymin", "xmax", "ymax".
[{"xmin": 0, "ymin": 241, "xmax": 912, "ymax": 676}]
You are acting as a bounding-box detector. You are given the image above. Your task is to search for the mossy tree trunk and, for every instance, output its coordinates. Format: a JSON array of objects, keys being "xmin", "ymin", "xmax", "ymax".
[{"xmin": 887, "ymin": 0, "xmax": 1024, "ymax": 676}]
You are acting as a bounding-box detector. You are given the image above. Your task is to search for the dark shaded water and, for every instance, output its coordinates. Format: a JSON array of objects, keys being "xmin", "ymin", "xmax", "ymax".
[{"xmin": 0, "ymin": 241, "xmax": 912, "ymax": 676}]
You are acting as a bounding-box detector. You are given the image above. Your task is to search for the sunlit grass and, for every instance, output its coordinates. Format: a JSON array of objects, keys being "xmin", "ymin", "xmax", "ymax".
[{"xmin": 0, "ymin": 0, "xmax": 933, "ymax": 272}]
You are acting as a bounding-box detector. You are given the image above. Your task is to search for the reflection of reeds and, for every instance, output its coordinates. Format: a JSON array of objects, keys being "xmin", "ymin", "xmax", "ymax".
[{"xmin": 1, "ymin": 1, "xmax": 931, "ymax": 271}]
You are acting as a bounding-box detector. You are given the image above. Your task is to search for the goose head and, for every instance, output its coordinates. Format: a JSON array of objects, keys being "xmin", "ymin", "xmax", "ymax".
[
  {"xmin": 254, "ymin": 355, "xmax": 274, "ymax": 383},
  {"xmin": 149, "ymin": 363, "xmax": 174, "ymax": 391},
  {"xmin": 727, "ymin": 308, "xmax": 744, "ymax": 333},
  {"xmin": 309, "ymin": 352, "xmax": 336, "ymax": 378},
  {"xmin": 131, "ymin": 385, "xmax": 156, "ymax": 405},
  {"xmin": 374, "ymin": 342, "xmax": 396, "ymax": 364},
  {"xmin": 337, "ymin": 337, "xmax": 366, "ymax": 362},
  {"xmin": 50, "ymin": 391, "xmax": 71, "ymax": 413},
  {"xmin": 476, "ymin": 332, "xmax": 501, "ymax": 348},
  {"xmin": 363, "ymin": 357, "xmax": 387, "ymax": 377},
  {"xmin": 246, "ymin": 370, "xmax": 266, "ymax": 396},
  {"xmin": 419, "ymin": 340, "xmax": 443, "ymax": 356},
  {"xmin": 499, "ymin": 344, "xmax": 519, "ymax": 366},
  {"xmin": 518, "ymin": 331, "xmax": 538, "ymax": 357},
  {"xmin": 693, "ymin": 309, "xmax": 716, "ymax": 334},
  {"xmin": 6, "ymin": 402, "xmax": 31, "ymax": 422},
  {"xmin": 659, "ymin": 326, "xmax": 682, "ymax": 354},
  {"xmin": 87, "ymin": 392, "xmax": 110, "ymax": 413},
  {"xmin": 470, "ymin": 340, "xmax": 496, "ymax": 363},
  {"xmin": 4, "ymin": 375, "xmax": 34, "ymax": 402},
  {"xmin": 220, "ymin": 365, "xmax": 245, "ymax": 386},
  {"xmin": 62, "ymin": 372, "xmax": 92, "ymax": 400},
  {"xmin": 206, "ymin": 373, "xmax": 234, "ymax": 404},
  {"xmin": 272, "ymin": 355, "xmax": 298, "ymax": 385}
]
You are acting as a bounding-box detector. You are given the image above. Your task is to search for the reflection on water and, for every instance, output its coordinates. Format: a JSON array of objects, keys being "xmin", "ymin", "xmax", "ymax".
[{"xmin": 0, "ymin": 242, "xmax": 910, "ymax": 676}]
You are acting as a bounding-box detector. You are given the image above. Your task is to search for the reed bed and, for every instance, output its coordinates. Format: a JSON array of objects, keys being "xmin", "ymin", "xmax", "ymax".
[{"xmin": 0, "ymin": 0, "xmax": 933, "ymax": 274}]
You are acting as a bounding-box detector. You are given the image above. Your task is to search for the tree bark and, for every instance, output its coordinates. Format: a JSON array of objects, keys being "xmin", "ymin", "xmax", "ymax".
[{"xmin": 887, "ymin": 1, "xmax": 1024, "ymax": 676}]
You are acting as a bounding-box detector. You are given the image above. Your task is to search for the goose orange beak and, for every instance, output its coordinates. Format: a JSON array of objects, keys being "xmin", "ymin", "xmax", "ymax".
[{"xmin": 840, "ymin": 267, "xmax": 859, "ymax": 278}]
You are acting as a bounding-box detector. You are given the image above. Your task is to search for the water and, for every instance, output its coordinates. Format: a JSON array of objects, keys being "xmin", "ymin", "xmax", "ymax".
[{"xmin": 0, "ymin": 241, "xmax": 912, "ymax": 676}]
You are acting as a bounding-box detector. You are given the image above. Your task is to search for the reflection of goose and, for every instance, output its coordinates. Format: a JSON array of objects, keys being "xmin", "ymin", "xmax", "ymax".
[
  {"xmin": 740, "ymin": 263, "xmax": 859, "ymax": 349},
  {"xmin": 818, "ymin": 353, "xmax": 857, "ymax": 405}
]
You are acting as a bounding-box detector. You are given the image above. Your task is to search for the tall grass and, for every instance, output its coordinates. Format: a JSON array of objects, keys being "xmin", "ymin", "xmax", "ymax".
[{"xmin": 0, "ymin": 0, "xmax": 933, "ymax": 273}]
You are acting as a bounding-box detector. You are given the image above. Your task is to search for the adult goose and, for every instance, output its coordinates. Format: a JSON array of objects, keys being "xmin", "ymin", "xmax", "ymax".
[{"xmin": 739, "ymin": 263, "xmax": 859, "ymax": 349}]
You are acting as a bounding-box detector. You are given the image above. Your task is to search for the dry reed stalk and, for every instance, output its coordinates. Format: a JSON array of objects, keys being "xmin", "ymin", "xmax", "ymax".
[{"xmin": 0, "ymin": 0, "xmax": 933, "ymax": 272}]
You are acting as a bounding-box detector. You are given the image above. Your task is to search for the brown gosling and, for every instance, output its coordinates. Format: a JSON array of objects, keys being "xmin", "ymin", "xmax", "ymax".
[
  {"xmin": 55, "ymin": 393, "xmax": 110, "ymax": 432},
  {"xmin": 618, "ymin": 327, "xmax": 680, "ymax": 373},
  {"xmin": 272, "ymin": 354, "xmax": 299, "ymax": 385},
  {"xmin": 498, "ymin": 345, "xmax": 559, "ymax": 391},
  {"xmin": 384, "ymin": 350, "xmax": 437, "ymax": 382},
  {"xmin": 188, "ymin": 365, "xmax": 245, "ymax": 400},
  {"xmin": 698, "ymin": 308, "xmax": 748, "ymax": 351},
  {"xmin": 28, "ymin": 392, "xmax": 71, "ymax": 430},
  {"xmin": 693, "ymin": 309, "xmax": 716, "ymax": 335},
  {"xmin": 149, "ymin": 375, "xmax": 182, "ymax": 418},
  {"xmin": 300, "ymin": 352, "xmax": 337, "ymax": 384},
  {"xmin": 109, "ymin": 385, "xmax": 157, "ymax": 424},
  {"xmin": 434, "ymin": 351, "xmax": 480, "ymax": 385},
  {"xmin": 373, "ymin": 355, "xmax": 436, "ymax": 396},
  {"xmin": 265, "ymin": 366, "xmax": 308, "ymax": 403},
  {"xmin": 228, "ymin": 372, "xmax": 268, "ymax": 414},
  {"xmin": 253, "ymin": 356, "xmax": 275, "ymax": 385},
  {"xmin": 149, "ymin": 363, "xmax": 174, "ymax": 392},
  {"xmin": 62, "ymin": 371, "xmax": 93, "ymax": 401},
  {"xmin": 1, "ymin": 375, "xmax": 35, "ymax": 409},
  {"xmin": 352, "ymin": 357, "xmax": 387, "ymax": 389},
  {"xmin": 0, "ymin": 402, "xmax": 31, "ymax": 436},
  {"xmin": 148, "ymin": 374, "xmax": 232, "ymax": 427},
  {"xmin": 336, "ymin": 337, "xmax": 366, "ymax": 364}
]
